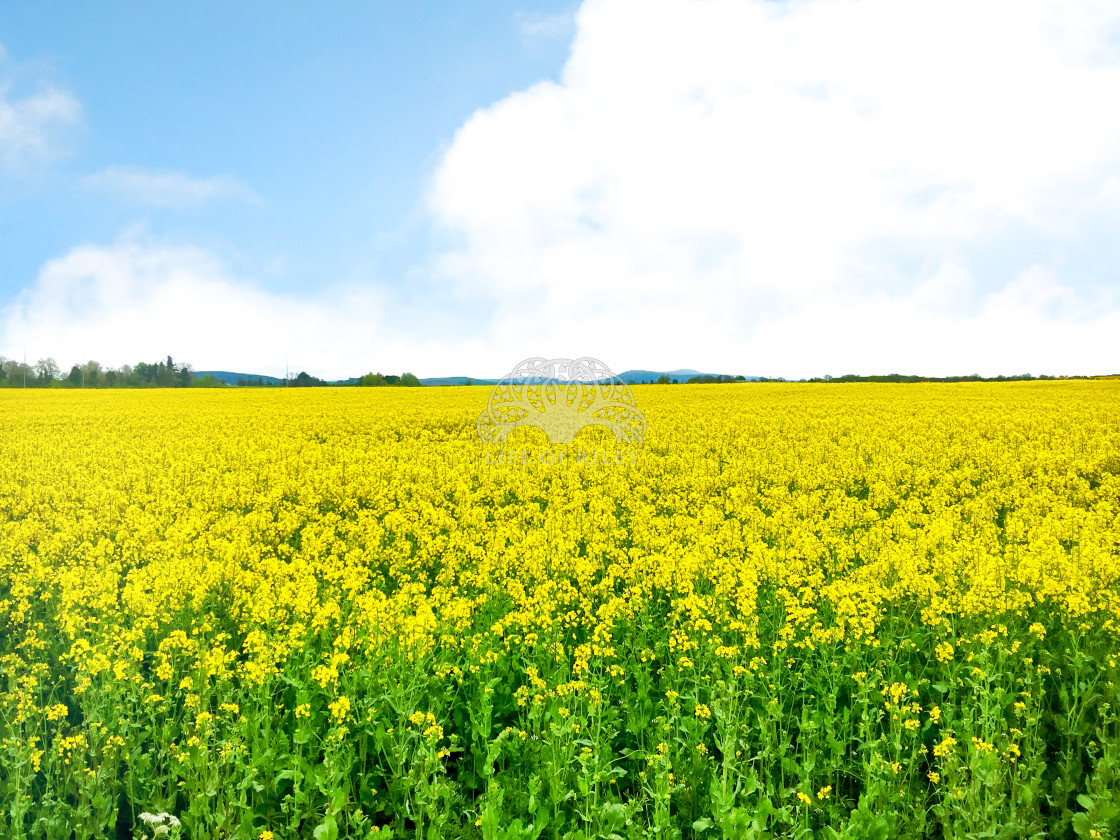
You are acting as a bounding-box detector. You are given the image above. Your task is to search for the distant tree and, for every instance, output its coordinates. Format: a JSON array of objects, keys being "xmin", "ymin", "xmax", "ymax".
[
  {"xmin": 194, "ymin": 374, "xmax": 225, "ymax": 388},
  {"xmin": 686, "ymin": 374, "xmax": 738, "ymax": 384},
  {"xmin": 291, "ymin": 371, "xmax": 329, "ymax": 387},
  {"xmin": 655, "ymin": 374, "xmax": 671, "ymax": 384},
  {"xmin": 35, "ymin": 358, "xmax": 59, "ymax": 384},
  {"xmin": 399, "ymin": 372, "xmax": 421, "ymax": 387},
  {"xmin": 134, "ymin": 362, "xmax": 155, "ymax": 385},
  {"xmin": 464, "ymin": 378, "xmax": 473, "ymax": 386},
  {"xmin": 359, "ymin": 372, "xmax": 389, "ymax": 387},
  {"xmin": 82, "ymin": 360, "xmax": 102, "ymax": 387},
  {"xmin": 67, "ymin": 365, "xmax": 83, "ymax": 387},
  {"xmin": 157, "ymin": 359, "xmax": 177, "ymax": 387},
  {"xmin": 0, "ymin": 357, "xmax": 33, "ymax": 387}
]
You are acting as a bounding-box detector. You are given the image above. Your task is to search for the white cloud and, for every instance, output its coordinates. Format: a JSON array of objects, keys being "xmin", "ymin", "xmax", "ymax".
[
  {"xmin": 428, "ymin": 0, "xmax": 1120, "ymax": 376},
  {"xmin": 516, "ymin": 11, "xmax": 576, "ymax": 43},
  {"xmin": 0, "ymin": 45, "xmax": 81, "ymax": 171},
  {"xmin": 1104, "ymin": 176, "xmax": 1120, "ymax": 204},
  {"xmin": 80, "ymin": 166, "xmax": 258, "ymax": 208},
  {"xmin": 5, "ymin": 1, "xmax": 1120, "ymax": 379},
  {"xmin": 0, "ymin": 236, "xmax": 438, "ymax": 379}
]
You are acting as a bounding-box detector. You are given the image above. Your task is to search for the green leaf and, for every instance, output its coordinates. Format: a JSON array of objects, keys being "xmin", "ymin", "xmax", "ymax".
[
  {"xmin": 755, "ymin": 797, "xmax": 776, "ymax": 823},
  {"xmin": 313, "ymin": 815, "xmax": 339, "ymax": 840},
  {"xmin": 692, "ymin": 817, "xmax": 714, "ymax": 832},
  {"xmin": 601, "ymin": 803, "xmax": 627, "ymax": 833},
  {"xmin": 331, "ymin": 788, "xmax": 348, "ymax": 812}
]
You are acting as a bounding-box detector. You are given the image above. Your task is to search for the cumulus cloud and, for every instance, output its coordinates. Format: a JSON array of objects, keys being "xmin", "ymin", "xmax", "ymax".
[
  {"xmin": 80, "ymin": 166, "xmax": 259, "ymax": 208},
  {"xmin": 0, "ymin": 45, "xmax": 81, "ymax": 171},
  {"xmin": 0, "ymin": 236, "xmax": 471, "ymax": 379},
  {"xmin": 6, "ymin": 1, "xmax": 1120, "ymax": 379},
  {"xmin": 429, "ymin": 0, "xmax": 1120, "ymax": 376}
]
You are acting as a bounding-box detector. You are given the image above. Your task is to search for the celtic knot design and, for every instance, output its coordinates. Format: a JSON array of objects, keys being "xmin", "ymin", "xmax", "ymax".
[{"xmin": 477, "ymin": 357, "xmax": 646, "ymax": 446}]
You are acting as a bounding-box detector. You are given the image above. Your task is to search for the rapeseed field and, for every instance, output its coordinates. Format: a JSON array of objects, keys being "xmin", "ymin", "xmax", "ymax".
[{"xmin": 1, "ymin": 383, "xmax": 1118, "ymax": 839}]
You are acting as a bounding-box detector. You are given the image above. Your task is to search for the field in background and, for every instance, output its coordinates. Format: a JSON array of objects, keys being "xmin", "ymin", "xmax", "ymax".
[{"xmin": 2, "ymin": 383, "xmax": 1119, "ymax": 839}]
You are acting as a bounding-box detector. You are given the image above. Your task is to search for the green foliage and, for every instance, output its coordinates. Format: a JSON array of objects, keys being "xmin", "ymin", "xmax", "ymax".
[
  {"xmin": 0, "ymin": 354, "xmax": 195, "ymax": 388},
  {"xmin": 686, "ymin": 374, "xmax": 740, "ymax": 384},
  {"xmin": 3, "ymin": 610, "xmax": 1118, "ymax": 838},
  {"xmin": 359, "ymin": 372, "xmax": 422, "ymax": 388},
  {"xmin": 291, "ymin": 371, "xmax": 330, "ymax": 387},
  {"xmin": 360, "ymin": 372, "xmax": 390, "ymax": 387},
  {"xmin": 806, "ymin": 373, "xmax": 1071, "ymax": 383}
]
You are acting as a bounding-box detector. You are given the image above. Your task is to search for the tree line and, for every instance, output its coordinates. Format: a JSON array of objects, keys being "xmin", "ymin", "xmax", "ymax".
[
  {"xmin": 0, "ymin": 355, "xmax": 198, "ymax": 388},
  {"xmin": 237, "ymin": 371, "xmax": 423, "ymax": 387},
  {"xmin": 641, "ymin": 374, "xmax": 748, "ymax": 384},
  {"xmin": 805, "ymin": 373, "xmax": 1067, "ymax": 383},
  {"xmin": 0, "ymin": 354, "xmax": 426, "ymax": 388},
  {"xmin": 357, "ymin": 372, "xmax": 421, "ymax": 387}
]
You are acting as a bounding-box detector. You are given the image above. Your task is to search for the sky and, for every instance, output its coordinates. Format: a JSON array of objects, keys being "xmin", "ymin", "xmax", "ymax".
[{"xmin": 1, "ymin": 0, "xmax": 1119, "ymax": 380}]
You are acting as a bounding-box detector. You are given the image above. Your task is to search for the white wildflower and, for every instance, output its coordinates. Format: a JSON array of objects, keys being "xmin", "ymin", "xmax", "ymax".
[{"xmin": 137, "ymin": 811, "xmax": 179, "ymax": 829}]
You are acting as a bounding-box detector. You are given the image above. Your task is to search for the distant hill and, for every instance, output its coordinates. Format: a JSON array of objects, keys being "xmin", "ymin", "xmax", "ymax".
[
  {"xmin": 196, "ymin": 371, "xmax": 284, "ymax": 385},
  {"xmin": 420, "ymin": 376, "xmax": 499, "ymax": 387},
  {"xmin": 197, "ymin": 368, "xmax": 761, "ymax": 387},
  {"xmin": 616, "ymin": 369, "xmax": 758, "ymax": 383},
  {"xmin": 197, "ymin": 371, "xmax": 364, "ymax": 386},
  {"xmin": 424, "ymin": 370, "xmax": 754, "ymax": 386}
]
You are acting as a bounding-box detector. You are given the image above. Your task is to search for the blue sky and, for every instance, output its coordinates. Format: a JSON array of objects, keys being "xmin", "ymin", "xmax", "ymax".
[
  {"xmin": 1, "ymin": 2, "xmax": 573, "ymax": 297},
  {"xmin": 2, "ymin": 0, "xmax": 1119, "ymax": 378}
]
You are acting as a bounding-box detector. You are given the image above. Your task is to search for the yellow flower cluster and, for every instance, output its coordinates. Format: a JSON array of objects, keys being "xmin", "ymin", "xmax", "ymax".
[
  {"xmin": 0, "ymin": 381, "xmax": 1118, "ymax": 836},
  {"xmin": 2, "ymin": 383, "xmax": 1118, "ymax": 681}
]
